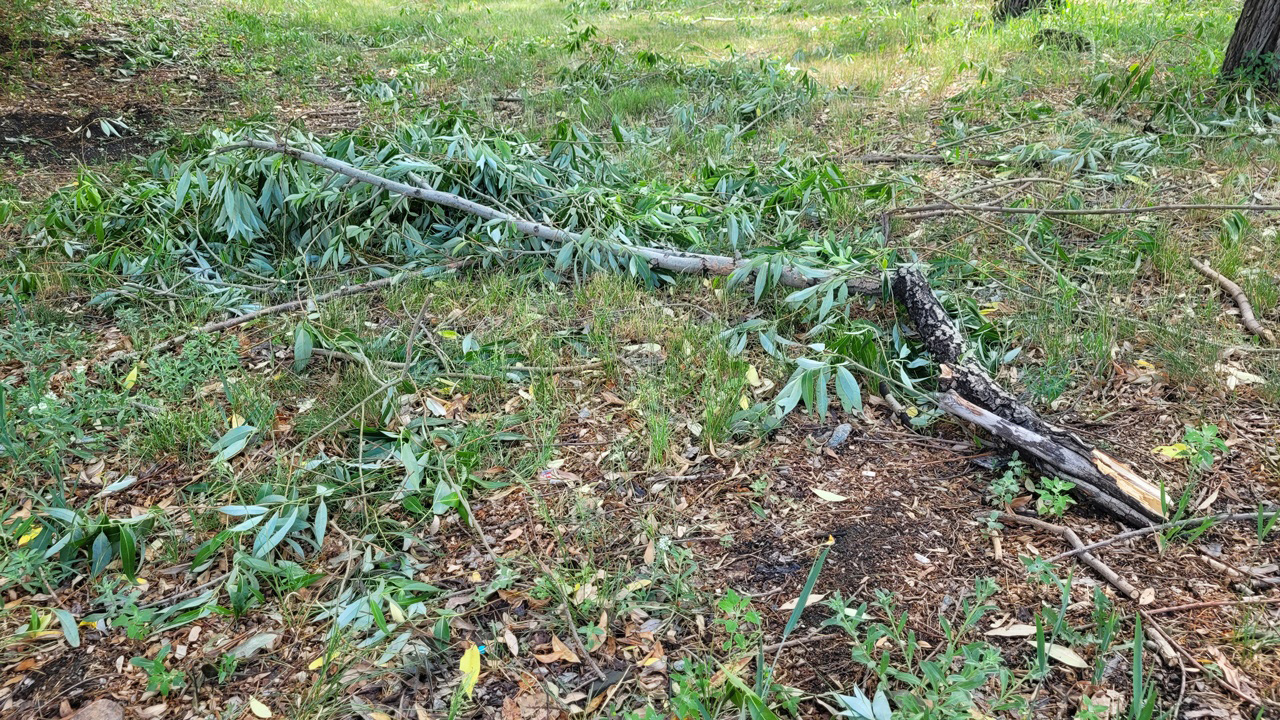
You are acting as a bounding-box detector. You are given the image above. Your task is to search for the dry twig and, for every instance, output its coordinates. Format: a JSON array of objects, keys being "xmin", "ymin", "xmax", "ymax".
[
  {"xmin": 1189, "ymin": 257, "xmax": 1276, "ymax": 345},
  {"xmin": 1049, "ymin": 511, "xmax": 1280, "ymax": 562},
  {"xmin": 896, "ymin": 201, "xmax": 1280, "ymax": 217},
  {"xmin": 997, "ymin": 513, "xmax": 1178, "ymax": 664}
]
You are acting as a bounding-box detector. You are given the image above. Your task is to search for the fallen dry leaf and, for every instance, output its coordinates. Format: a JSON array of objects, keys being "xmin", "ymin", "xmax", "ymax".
[
  {"xmin": 811, "ymin": 488, "xmax": 848, "ymax": 502},
  {"xmin": 985, "ymin": 623, "xmax": 1037, "ymax": 637},
  {"xmin": 248, "ymin": 697, "xmax": 272, "ymax": 718},
  {"xmin": 1027, "ymin": 641, "xmax": 1089, "ymax": 669},
  {"xmin": 533, "ymin": 635, "xmax": 579, "ymax": 664},
  {"xmin": 779, "ymin": 592, "xmax": 826, "ymax": 611}
]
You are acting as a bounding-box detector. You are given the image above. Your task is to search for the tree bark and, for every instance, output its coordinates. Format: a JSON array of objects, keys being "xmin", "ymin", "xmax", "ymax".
[
  {"xmin": 940, "ymin": 392, "xmax": 1163, "ymax": 527},
  {"xmin": 1222, "ymin": 0, "xmax": 1280, "ymax": 86},
  {"xmin": 992, "ymin": 0, "xmax": 1061, "ymax": 22},
  {"xmin": 892, "ymin": 268, "xmax": 1164, "ymax": 527}
]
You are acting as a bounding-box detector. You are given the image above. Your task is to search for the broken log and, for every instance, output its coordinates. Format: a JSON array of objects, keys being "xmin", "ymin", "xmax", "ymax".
[
  {"xmin": 942, "ymin": 392, "xmax": 1163, "ymax": 527},
  {"xmin": 891, "ymin": 266, "xmax": 1163, "ymax": 527},
  {"xmin": 218, "ymin": 140, "xmax": 1164, "ymax": 527}
]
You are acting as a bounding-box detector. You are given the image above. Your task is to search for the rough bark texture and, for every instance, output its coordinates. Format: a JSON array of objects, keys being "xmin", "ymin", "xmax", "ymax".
[
  {"xmin": 992, "ymin": 0, "xmax": 1061, "ymax": 22},
  {"xmin": 940, "ymin": 393, "xmax": 1164, "ymax": 527},
  {"xmin": 890, "ymin": 268, "xmax": 1088, "ymax": 452},
  {"xmin": 893, "ymin": 267, "xmax": 1164, "ymax": 527},
  {"xmin": 1222, "ymin": 0, "xmax": 1280, "ymax": 86}
]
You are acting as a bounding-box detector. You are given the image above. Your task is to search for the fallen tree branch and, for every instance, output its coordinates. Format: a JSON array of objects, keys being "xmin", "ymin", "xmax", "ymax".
[
  {"xmin": 999, "ymin": 513, "xmax": 1178, "ymax": 665},
  {"xmin": 1189, "ymin": 258, "xmax": 1276, "ymax": 345},
  {"xmin": 219, "ymin": 140, "xmax": 1165, "ymax": 527},
  {"xmin": 852, "ymin": 152, "xmax": 999, "ymax": 168},
  {"xmin": 895, "ymin": 201, "xmax": 1280, "ymax": 217},
  {"xmin": 1050, "ymin": 511, "xmax": 1280, "ymax": 562},
  {"xmin": 943, "ymin": 392, "xmax": 1163, "ymax": 527},
  {"xmin": 217, "ymin": 139, "xmax": 883, "ymax": 298},
  {"xmin": 895, "ymin": 265, "xmax": 1163, "ymax": 527},
  {"xmin": 1147, "ymin": 596, "xmax": 1280, "ymax": 617}
]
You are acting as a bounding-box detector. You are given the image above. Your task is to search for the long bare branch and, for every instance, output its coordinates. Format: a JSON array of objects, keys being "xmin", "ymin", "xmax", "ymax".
[
  {"xmin": 896, "ymin": 201, "xmax": 1280, "ymax": 217},
  {"xmin": 217, "ymin": 139, "xmax": 882, "ymax": 297}
]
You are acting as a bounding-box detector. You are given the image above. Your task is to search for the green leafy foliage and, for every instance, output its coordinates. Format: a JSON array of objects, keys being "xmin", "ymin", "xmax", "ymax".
[{"xmin": 130, "ymin": 644, "xmax": 187, "ymax": 696}]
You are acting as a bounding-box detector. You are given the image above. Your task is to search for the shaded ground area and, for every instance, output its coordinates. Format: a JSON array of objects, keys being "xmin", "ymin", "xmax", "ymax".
[{"xmin": 1, "ymin": 0, "xmax": 1279, "ymax": 718}]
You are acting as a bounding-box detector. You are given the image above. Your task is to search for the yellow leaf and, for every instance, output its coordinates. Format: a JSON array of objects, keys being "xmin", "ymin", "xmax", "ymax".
[
  {"xmin": 745, "ymin": 365, "xmax": 762, "ymax": 387},
  {"xmin": 17, "ymin": 527, "xmax": 43, "ymax": 546},
  {"xmin": 459, "ymin": 643, "xmax": 481, "ymax": 698},
  {"xmin": 248, "ymin": 696, "xmax": 272, "ymax": 718},
  {"xmin": 1153, "ymin": 443, "xmax": 1190, "ymax": 459},
  {"xmin": 122, "ymin": 364, "xmax": 139, "ymax": 390},
  {"xmin": 309, "ymin": 649, "xmax": 337, "ymax": 670}
]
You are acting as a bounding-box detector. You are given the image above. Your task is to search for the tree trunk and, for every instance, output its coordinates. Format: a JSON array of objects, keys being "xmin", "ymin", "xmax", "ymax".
[
  {"xmin": 1221, "ymin": 0, "xmax": 1280, "ymax": 86},
  {"xmin": 992, "ymin": 0, "xmax": 1061, "ymax": 22}
]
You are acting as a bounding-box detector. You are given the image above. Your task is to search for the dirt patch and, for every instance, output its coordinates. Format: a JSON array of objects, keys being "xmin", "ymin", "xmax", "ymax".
[
  {"xmin": 0, "ymin": 24, "xmax": 225, "ymax": 183},
  {"xmin": 1, "ymin": 109, "xmax": 156, "ymax": 165}
]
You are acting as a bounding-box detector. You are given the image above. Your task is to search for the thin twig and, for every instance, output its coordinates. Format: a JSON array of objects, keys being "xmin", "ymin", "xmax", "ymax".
[
  {"xmin": 559, "ymin": 602, "xmax": 607, "ymax": 682},
  {"xmin": 1137, "ymin": 607, "xmax": 1263, "ymax": 708},
  {"xmin": 134, "ymin": 264, "xmax": 462, "ymax": 360},
  {"xmin": 296, "ymin": 346, "xmax": 602, "ymax": 378},
  {"xmin": 1189, "ymin": 257, "xmax": 1276, "ymax": 345},
  {"xmin": 1146, "ymin": 596, "xmax": 1280, "ymax": 617},
  {"xmin": 1050, "ymin": 511, "xmax": 1280, "ymax": 562},
  {"xmin": 852, "ymin": 152, "xmax": 1000, "ymax": 168},
  {"xmin": 760, "ymin": 633, "xmax": 840, "ymax": 654},
  {"xmin": 998, "ymin": 513, "xmax": 1178, "ymax": 664},
  {"xmin": 138, "ymin": 572, "xmax": 230, "ymax": 609},
  {"xmin": 931, "ymin": 117, "xmax": 1057, "ymax": 151}
]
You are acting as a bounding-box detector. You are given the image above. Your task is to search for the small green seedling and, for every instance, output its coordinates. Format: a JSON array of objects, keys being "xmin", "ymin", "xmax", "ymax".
[{"xmin": 130, "ymin": 644, "xmax": 186, "ymax": 697}]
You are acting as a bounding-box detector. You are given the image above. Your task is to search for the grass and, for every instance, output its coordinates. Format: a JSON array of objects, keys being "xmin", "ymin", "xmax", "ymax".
[{"xmin": 2, "ymin": 0, "xmax": 1280, "ymax": 716}]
